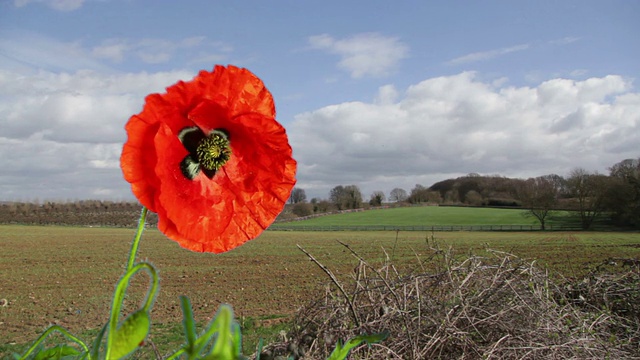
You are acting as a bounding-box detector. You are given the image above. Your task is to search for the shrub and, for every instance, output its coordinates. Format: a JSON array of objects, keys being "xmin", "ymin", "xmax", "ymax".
[
  {"xmin": 262, "ymin": 244, "xmax": 640, "ymax": 359},
  {"xmin": 292, "ymin": 202, "xmax": 313, "ymax": 217}
]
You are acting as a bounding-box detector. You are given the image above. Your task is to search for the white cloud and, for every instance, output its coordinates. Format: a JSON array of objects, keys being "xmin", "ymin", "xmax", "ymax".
[
  {"xmin": 91, "ymin": 37, "xmax": 231, "ymax": 65},
  {"xmin": 309, "ymin": 33, "xmax": 409, "ymax": 78},
  {"xmin": 0, "ymin": 30, "xmax": 231, "ymax": 73},
  {"xmin": 0, "ymin": 69, "xmax": 195, "ymax": 142},
  {"xmin": 0, "ymin": 136, "xmax": 129, "ymax": 200},
  {"xmin": 0, "ymin": 68, "xmax": 637, "ymax": 202},
  {"xmin": 0, "ymin": 30, "xmax": 232, "ymax": 200},
  {"xmin": 91, "ymin": 40, "xmax": 130, "ymax": 63},
  {"xmin": 375, "ymin": 85, "xmax": 399, "ymax": 105},
  {"xmin": 448, "ymin": 44, "xmax": 530, "ymax": 65},
  {"xmin": 14, "ymin": 0, "xmax": 84, "ymax": 11},
  {"xmin": 289, "ymin": 73, "xmax": 639, "ymax": 199},
  {"xmin": 549, "ymin": 37, "xmax": 581, "ymax": 45},
  {"xmin": 0, "ymin": 31, "xmax": 109, "ymax": 72},
  {"xmin": 0, "ymin": 69, "xmax": 195, "ymax": 200},
  {"xmin": 570, "ymin": 69, "xmax": 588, "ymax": 77}
]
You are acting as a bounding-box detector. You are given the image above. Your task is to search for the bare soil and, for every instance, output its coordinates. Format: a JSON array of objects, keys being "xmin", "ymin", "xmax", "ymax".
[
  {"xmin": 1, "ymin": 226, "xmax": 639, "ymax": 355},
  {"xmin": 0, "ymin": 226, "xmax": 329, "ymax": 346}
]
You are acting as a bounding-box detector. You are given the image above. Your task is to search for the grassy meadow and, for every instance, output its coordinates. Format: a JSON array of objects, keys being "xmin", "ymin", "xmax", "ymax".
[
  {"xmin": 271, "ymin": 205, "xmax": 580, "ymax": 229},
  {"xmin": 1, "ymin": 206, "xmax": 639, "ymax": 357}
]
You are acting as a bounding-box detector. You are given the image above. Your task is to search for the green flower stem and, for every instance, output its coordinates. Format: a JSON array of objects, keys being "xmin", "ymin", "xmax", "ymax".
[
  {"xmin": 180, "ymin": 296, "xmax": 197, "ymax": 354},
  {"xmin": 105, "ymin": 262, "xmax": 159, "ymax": 359},
  {"xmin": 19, "ymin": 325, "xmax": 89, "ymax": 359},
  {"xmin": 127, "ymin": 207, "xmax": 148, "ymax": 271},
  {"xmin": 165, "ymin": 297, "xmax": 199, "ymax": 360}
]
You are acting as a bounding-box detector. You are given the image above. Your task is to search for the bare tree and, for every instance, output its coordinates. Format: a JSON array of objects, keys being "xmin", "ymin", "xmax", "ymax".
[
  {"xmin": 389, "ymin": 188, "xmax": 408, "ymax": 202},
  {"xmin": 609, "ymin": 158, "xmax": 640, "ymax": 179},
  {"xmin": 566, "ymin": 168, "xmax": 610, "ymax": 229},
  {"xmin": 343, "ymin": 185, "xmax": 363, "ymax": 209},
  {"xmin": 289, "ymin": 187, "xmax": 307, "ymax": 204},
  {"xmin": 515, "ymin": 176, "xmax": 561, "ymax": 230},
  {"xmin": 408, "ymin": 184, "xmax": 429, "ymax": 204},
  {"xmin": 330, "ymin": 185, "xmax": 363, "ymax": 210},
  {"xmin": 542, "ymin": 173, "xmax": 569, "ymax": 197},
  {"xmin": 329, "ymin": 185, "xmax": 346, "ymax": 210}
]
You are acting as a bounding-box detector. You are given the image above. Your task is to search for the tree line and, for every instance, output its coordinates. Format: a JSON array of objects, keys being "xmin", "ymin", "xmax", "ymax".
[
  {"xmin": 0, "ymin": 200, "xmax": 158, "ymax": 227},
  {"xmin": 287, "ymin": 157, "xmax": 640, "ymax": 230},
  {"xmin": 1, "ymin": 158, "xmax": 637, "ymax": 230}
]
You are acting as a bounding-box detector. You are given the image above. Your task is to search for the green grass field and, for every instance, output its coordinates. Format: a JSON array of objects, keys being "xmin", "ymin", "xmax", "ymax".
[{"xmin": 272, "ymin": 206, "xmax": 580, "ymax": 229}]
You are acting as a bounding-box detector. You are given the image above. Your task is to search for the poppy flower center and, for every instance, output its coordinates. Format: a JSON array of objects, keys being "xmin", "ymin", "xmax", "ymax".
[
  {"xmin": 197, "ymin": 133, "xmax": 231, "ymax": 171},
  {"xmin": 178, "ymin": 127, "xmax": 231, "ymax": 180}
]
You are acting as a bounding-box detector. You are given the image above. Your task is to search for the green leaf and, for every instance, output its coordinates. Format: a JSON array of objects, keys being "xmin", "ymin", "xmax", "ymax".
[
  {"xmin": 110, "ymin": 310, "xmax": 150, "ymax": 359},
  {"xmin": 32, "ymin": 345, "xmax": 80, "ymax": 360},
  {"xmin": 89, "ymin": 323, "xmax": 107, "ymax": 360},
  {"xmin": 201, "ymin": 305, "xmax": 242, "ymax": 360},
  {"xmin": 327, "ymin": 331, "xmax": 389, "ymax": 360},
  {"xmin": 255, "ymin": 338, "xmax": 264, "ymax": 360}
]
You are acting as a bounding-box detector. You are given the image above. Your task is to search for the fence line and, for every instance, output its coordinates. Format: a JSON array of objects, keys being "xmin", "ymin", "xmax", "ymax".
[{"xmin": 267, "ymin": 224, "xmax": 585, "ymax": 232}]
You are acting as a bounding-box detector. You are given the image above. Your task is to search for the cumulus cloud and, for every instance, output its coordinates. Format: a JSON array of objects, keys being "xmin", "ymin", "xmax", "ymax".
[
  {"xmin": 14, "ymin": 0, "xmax": 84, "ymax": 11},
  {"xmin": 448, "ymin": 44, "xmax": 530, "ymax": 65},
  {"xmin": 0, "ymin": 136, "xmax": 126, "ymax": 200},
  {"xmin": 0, "ymin": 69, "xmax": 195, "ymax": 200},
  {"xmin": 289, "ymin": 73, "xmax": 639, "ymax": 198},
  {"xmin": 309, "ymin": 33, "xmax": 409, "ymax": 78},
  {"xmin": 0, "ymin": 30, "xmax": 233, "ymax": 200}
]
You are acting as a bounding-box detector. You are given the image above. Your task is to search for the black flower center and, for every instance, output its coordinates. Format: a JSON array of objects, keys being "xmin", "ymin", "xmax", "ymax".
[{"xmin": 178, "ymin": 127, "xmax": 231, "ymax": 180}]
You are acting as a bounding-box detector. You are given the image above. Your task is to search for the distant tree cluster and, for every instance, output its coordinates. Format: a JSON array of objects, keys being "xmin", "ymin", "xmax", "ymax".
[
  {"xmin": 286, "ymin": 157, "xmax": 640, "ymax": 230},
  {"xmin": 329, "ymin": 185, "xmax": 363, "ymax": 210},
  {"xmin": 513, "ymin": 159, "xmax": 640, "ymax": 230},
  {"xmin": 426, "ymin": 174, "xmax": 521, "ymax": 206},
  {"xmin": 606, "ymin": 158, "xmax": 640, "ymax": 226},
  {"xmin": 369, "ymin": 191, "xmax": 386, "ymax": 206}
]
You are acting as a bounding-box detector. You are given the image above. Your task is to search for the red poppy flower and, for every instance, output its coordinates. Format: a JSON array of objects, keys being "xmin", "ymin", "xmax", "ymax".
[{"xmin": 120, "ymin": 65, "xmax": 296, "ymax": 253}]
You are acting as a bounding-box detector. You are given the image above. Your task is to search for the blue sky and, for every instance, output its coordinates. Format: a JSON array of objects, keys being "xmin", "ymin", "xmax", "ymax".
[{"xmin": 0, "ymin": 0, "xmax": 638, "ymax": 201}]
